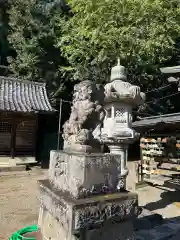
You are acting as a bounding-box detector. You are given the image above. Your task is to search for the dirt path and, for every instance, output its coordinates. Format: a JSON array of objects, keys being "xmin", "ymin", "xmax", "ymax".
[
  {"xmin": 0, "ymin": 168, "xmax": 47, "ymax": 240},
  {"xmin": 1, "ymin": 163, "xmax": 180, "ymax": 239}
]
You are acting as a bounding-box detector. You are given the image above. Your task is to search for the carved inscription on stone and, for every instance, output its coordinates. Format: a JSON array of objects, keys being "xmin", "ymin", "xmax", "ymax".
[
  {"xmin": 73, "ymin": 199, "xmax": 137, "ymax": 230},
  {"xmin": 54, "ymin": 156, "xmax": 65, "ymax": 177},
  {"xmin": 50, "ymin": 152, "xmax": 122, "ymax": 198}
]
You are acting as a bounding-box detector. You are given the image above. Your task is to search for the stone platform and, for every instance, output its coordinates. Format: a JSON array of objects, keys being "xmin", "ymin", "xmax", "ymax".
[
  {"xmin": 39, "ymin": 179, "xmax": 138, "ymax": 240},
  {"xmin": 38, "ymin": 150, "xmax": 139, "ymax": 240}
]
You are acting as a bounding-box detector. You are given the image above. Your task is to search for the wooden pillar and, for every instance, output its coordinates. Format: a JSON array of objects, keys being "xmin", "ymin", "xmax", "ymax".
[
  {"xmin": 10, "ymin": 122, "xmax": 17, "ymax": 159},
  {"xmin": 33, "ymin": 115, "xmax": 38, "ymax": 157}
]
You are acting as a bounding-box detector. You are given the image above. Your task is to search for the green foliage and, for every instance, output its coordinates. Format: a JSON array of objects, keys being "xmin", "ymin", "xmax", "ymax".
[
  {"xmin": 7, "ymin": 0, "xmax": 180, "ymax": 115},
  {"xmin": 0, "ymin": 0, "xmax": 10, "ymax": 75},
  {"xmin": 58, "ymin": 0, "xmax": 180, "ymax": 91},
  {"xmin": 8, "ymin": 0, "xmax": 73, "ymax": 100}
]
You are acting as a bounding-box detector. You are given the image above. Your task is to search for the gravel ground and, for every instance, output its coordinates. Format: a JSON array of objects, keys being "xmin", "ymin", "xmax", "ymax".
[
  {"xmin": 0, "ymin": 163, "xmax": 180, "ymax": 240},
  {"xmin": 0, "ymin": 168, "xmax": 47, "ymax": 240}
]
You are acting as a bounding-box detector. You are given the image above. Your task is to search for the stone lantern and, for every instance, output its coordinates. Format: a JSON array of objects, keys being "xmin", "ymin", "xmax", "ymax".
[
  {"xmin": 101, "ymin": 59, "xmax": 145, "ymax": 189},
  {"xmin": 38, "ymin": 68, "xmax": 141, "ymax": 240}
]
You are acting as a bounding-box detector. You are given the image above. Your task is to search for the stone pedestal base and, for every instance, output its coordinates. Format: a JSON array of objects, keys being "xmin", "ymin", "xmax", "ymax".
[
  {"xmin": 49, "ymin": 151, "xmax": 122, "ymax": 198},
  {"xmin": 39, "ymin": 210, "xmax": 134, "ymax": 240},
  {"xmin": 38, "ymin": 179, "xmax": 138, "ymax": 240}
]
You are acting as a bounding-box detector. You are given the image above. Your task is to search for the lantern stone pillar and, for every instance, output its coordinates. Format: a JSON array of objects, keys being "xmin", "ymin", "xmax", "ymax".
[{"xmin": 102, "ymin": 59, "xmax": 145, "ymax": 189}]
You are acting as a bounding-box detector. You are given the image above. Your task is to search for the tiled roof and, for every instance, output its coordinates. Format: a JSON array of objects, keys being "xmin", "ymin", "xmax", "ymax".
[
  {"xmin": 160, "ymin": 65, "xmax": 180, "ymax": 74},
  {"xmin": 0, "ymin": 76, "xmax": 54, "ymax": 113},
  {"xmin": 132, "ymin": 112, "xmax": 180, "ymax": 129}
]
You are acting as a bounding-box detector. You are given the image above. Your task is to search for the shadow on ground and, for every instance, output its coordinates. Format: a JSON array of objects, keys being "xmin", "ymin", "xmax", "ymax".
[{"xmin": 144, "ymin": 188, "xmax": 180, "ymax": 212}]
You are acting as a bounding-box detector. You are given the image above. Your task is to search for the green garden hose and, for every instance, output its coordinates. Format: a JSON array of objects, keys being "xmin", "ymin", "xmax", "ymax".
[{"xmin": 9, "ymin": 225, "xmax": 39, "ymax": 240}]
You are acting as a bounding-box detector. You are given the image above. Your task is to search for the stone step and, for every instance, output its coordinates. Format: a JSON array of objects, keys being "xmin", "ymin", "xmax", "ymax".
[
  {"xmin": 0, "ymin": 165, "xmax": 26, "ymax": 173},
  {"xmin": 144, "ymin": 175, "xmax": 171, "ymax": 186},
  {"xmin": 0, "ymin": 167, "xmax": 47, "ymax": 177},
  {"xmin": 143, "ymin": 173, "xmax": 180, "ymax": 190},
  {"xmin": 164, "ymin": 178, "xmax": 180, "ymax": 190},
  {"xmin": 0, "ymin": 156, "xmax": 37, "ymax": 166}
]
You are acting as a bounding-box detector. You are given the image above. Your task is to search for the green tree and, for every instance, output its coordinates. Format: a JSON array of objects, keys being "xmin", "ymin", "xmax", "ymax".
[
  {"xmin": 8, "ymin": 0, "xmax": 180, "ymax": 115},
  {"xmin": 58, "ymin": 0, "xmax": 180, "ymax": 92},
  {"xmin": 8, "ymin": 0, "xmax": 73, "ymax": 100},
  {"xmin": 0, "ymin": 0, "xmax": 11, "ymax": 75}
]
